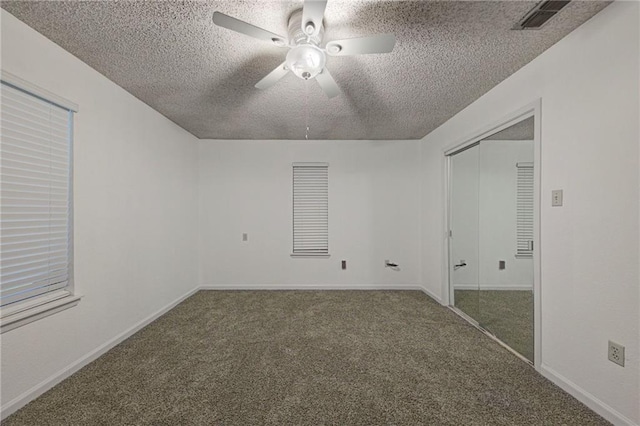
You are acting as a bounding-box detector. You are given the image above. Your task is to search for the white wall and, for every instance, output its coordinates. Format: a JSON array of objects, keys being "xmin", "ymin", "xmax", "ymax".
[
  {"xmin": 0, "ymin": 9, "xmax": 199, "ymax": 414},
  {"xmin": 198, "ymin": 140, "xmax": 422, "ymax": 289},
  {"xmin": 420, "ymin": 2, "xmax": 639, "ymax": 424},
  {"xmin": 478, "ymin": 140, "xmax": 534, "ymax": 289}
]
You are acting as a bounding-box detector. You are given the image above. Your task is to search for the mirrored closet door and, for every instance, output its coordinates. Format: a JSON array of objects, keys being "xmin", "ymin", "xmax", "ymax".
[{"xmin": 449, "ymin": 116, "xmax": 535, "ymax": 363}]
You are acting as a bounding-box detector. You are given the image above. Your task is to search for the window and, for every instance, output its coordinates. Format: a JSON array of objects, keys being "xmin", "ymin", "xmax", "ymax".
[
  {"xmin": 516, "ymin": 162, "xmax": 534, "ymax": 258},
  {"xmin": 292, "ymin": 162, "xmax": 329, "ymax": 257},
  {"xmin": 1, "ymin": 73, "xmax": 80, "ymax": 333}
]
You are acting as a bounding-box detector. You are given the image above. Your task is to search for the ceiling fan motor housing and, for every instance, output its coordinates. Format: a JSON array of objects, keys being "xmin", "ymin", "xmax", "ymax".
[{"xmin": 288, "ymin": 9, "xmax": 324, "ymax": 46}]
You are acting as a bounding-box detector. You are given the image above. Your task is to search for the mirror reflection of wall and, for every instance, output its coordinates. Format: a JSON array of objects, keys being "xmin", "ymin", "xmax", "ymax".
[
  {"xmin": 479, "ymin": 117, "xmax": 534, "ymax": 362},
  {"xmin": 479, "ymin": 117, "xmax": 534, "ymax": 291},
  {"xmin": 451, "ymin": 116, "xmax": 535, "ymax": 363}
]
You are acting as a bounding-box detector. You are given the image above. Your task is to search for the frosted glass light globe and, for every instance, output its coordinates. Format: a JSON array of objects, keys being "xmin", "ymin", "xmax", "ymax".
[{"xmin": 286, "ymin": 44, "xmax": 326, "ymax": 80}]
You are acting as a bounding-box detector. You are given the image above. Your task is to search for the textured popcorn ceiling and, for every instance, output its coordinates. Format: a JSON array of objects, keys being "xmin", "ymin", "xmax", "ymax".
[{"xmin": 1, "ymin": 1, "xmax": 610, "ymax": 140}]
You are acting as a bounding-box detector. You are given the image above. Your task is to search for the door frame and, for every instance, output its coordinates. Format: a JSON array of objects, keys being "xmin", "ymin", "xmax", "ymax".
[{"xmin": 442, "ymin": 99, "xmax": 542, "ymax": 369}]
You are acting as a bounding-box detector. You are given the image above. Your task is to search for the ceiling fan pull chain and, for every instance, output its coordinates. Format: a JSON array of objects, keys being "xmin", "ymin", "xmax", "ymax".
[{"xmin": 305, "ymin": 80, "xmax": 310, "ymax": 140}]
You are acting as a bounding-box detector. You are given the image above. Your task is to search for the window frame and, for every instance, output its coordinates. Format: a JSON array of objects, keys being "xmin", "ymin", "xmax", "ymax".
[
  {"xmin": 291, "ymin": 162, "xmax": 330, "ymax": 258},
  {"xmin": 0, "ymin": 71, "xmax": 81, "ymax": 333},
  {"xmin": 515, "ymin": 161, "xmax": 534, "ymax": 259}
]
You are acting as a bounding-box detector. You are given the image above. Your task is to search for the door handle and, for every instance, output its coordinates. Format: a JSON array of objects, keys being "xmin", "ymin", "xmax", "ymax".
[{"xmin": 454, "ymin": 261, "xmax": 467, "ymax": 270}]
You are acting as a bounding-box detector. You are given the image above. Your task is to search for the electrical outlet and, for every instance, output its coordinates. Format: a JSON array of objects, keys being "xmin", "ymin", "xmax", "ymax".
[
  {"xmin": 608, "ymin": 341, "xmax": 625, "ymax": 367},
  {"xmin": 552, "ymin": 189, "xmax": 563, "ymax": 206}
]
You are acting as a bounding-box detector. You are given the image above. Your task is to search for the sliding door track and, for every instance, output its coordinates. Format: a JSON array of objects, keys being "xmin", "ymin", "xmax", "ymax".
[{"xmin": 447, "ymin": 305, "xmax": 534, "ymax": 367}]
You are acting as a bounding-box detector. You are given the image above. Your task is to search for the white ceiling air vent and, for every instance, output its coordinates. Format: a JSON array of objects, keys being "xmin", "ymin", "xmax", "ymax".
[{"xmin": 513, "ymin": 0, "xmax": 571, "ymax": 30}]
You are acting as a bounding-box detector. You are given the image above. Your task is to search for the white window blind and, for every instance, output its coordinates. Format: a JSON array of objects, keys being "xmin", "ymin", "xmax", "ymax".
[
  {"xmin": 1, "ymin": 81, "xmax": 73, "ymax": 307},
  {"xmin": 292, "ymin": 163, "xmax": 328, "ymax": 256},
  {"xmin": 516, "ymin": 162, "xmax": 533, "ymax": 258}
]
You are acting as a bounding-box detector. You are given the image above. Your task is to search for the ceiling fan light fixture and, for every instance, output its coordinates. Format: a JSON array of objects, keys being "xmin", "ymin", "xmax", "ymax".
[{"xmin": 285, "ymin": 44, "xmax": 326, "ymax": 80}]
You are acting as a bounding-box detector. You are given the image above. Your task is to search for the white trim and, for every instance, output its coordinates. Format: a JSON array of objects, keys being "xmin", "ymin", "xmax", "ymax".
[
  {"xmin": 532, "ymin": 99, "xmax": 542, "ymax": 370},
  {"xmin": 199, "ymin": 284, "xmax": 444, "ymax": 307},
  {"xmin": 292, "ymin": 162, "xmax": 329, "ymax": 168},
  {"xmin": 1, "ymin": 291, "xmax": 82, "ymax": 334},
  {"xmin": 419, "ymin": 285, "xmax": 443, "ymax": 304},
  {"xmin": 0, "ymin": 287, "xmax": 198, "ymax": 421},
  {"xmin": 516, "ymin": 162, "xmax": 534, "ymax": 168},
  {"xmin": 67, "ymin": 111, "xmax": 76, "ymax": 298},
  {"xmin": 514, "ymin": 254, "xmax": 533, "ymax": 259},
  {"xmin": 290, "ymin": 254, "xmax": 331, "ymax": 258},
  {"xmin": 540, "ymin": 364, "xmax": 637, "ymax": 426},
  {"xmin": 443, "ymin": 99, "xmax": 542, "ymax": 369},
  {"xmin": 442, "ymin": 145, "xmax": 451, "ymax": 306},
  {"xmin": 1, "ymin": 70, "xmax": 79, "ymax": 112},
  {"xmin": 442, "ymin": 102, "xmax": 537, "ymax": 155},
  {"xmin": 199, "ymin": 284, "xmax": 427, "ymax": 291},
  {"xmin": 452, "ymin": 285, "xmax": 533, "ymax": 291}
]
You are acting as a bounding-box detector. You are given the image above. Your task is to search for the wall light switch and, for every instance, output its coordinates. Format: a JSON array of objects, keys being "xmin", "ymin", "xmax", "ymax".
[
  {"xmin": 242, "ymin": 233, "xmax": 248, "ymax": 242},
  {"xmin": 552, "ymin": 189, "xmax": 563, "ymax": 207}
]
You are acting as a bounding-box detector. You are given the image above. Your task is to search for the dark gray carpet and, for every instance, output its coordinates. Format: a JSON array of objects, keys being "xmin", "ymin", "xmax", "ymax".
[
  {"xmin": 5, "ymin": 291, "xmax": 607, "ymax": 425},
  {"xmin": 455, "ymin": 290, "xmax": 534, "ymax": 362}
]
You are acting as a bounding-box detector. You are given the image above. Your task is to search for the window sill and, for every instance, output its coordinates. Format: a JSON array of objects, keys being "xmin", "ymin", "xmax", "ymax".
[
  {"xmin": 514, "ymin": 254, "xmax": 533, "ymax": 259},
  {"xmin": 1, "ymin": 290, "xmax": 82, "ymax": 334},
  {"xmin": 291, "ymin": 254, "xmax": 331, "ymax": 258}
]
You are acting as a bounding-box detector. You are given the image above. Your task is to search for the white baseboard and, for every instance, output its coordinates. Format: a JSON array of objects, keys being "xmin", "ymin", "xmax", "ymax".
[
  {"xmin": 199, "ymin": 283, "xmax": 427, "ymax": 291},
  {"xmin": 418, "ymin": 286, "xmax": 443, "ymax": 304},
  {"xmin": 540, "ymin": 363, "xmax": 637, "ymax": 426},
  {"xmin": 453, "ymin": 284, "xmax": 533, "ymax": 291},
  {"xmin": 0, "ymin": 287, "xmax": 199, "ymax": 421},
  {"xmin": 199, "ymin": 283, "xmax": 443, "ymax": 305}
]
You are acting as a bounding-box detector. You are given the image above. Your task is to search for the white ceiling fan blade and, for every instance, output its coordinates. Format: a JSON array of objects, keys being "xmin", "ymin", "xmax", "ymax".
[
  {"xmin": 255, "ymin": 62, "xmax": 289, "ymax": 90},
  {"xmin": 301, "ymin": 0, "xmax": 327, "ymax": 37},
  {"xmin": 325, "ymin": 34, "xmax": 396, "ymax": 56},
  {"xmin": 315, "ymin": 68, "xmax": 341, "ymax": 99},
  {"xmin": 213, "ymin": 12, "xmax": 287, "ymax": 46}
]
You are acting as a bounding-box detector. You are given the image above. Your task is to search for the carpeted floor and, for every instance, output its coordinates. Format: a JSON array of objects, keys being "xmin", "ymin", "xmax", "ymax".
[
  {"xmin": 454, "ymin": 290, "xmax": 534, "ymax": 362},
  {"xmin": 5, "ymin": 291, "xmax": 607, "ymax": 425}
]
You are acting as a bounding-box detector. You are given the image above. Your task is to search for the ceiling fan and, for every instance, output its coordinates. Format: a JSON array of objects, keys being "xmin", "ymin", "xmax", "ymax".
[{"xmin": 212, "ymin": 0, "xmax": 396, "ymax": 98}]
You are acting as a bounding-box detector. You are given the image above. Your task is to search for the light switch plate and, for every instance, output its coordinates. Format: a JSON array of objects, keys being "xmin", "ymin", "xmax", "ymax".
[{"xmin": 552, "ymin": 190, "xmax": 563, "ymax": 207}]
